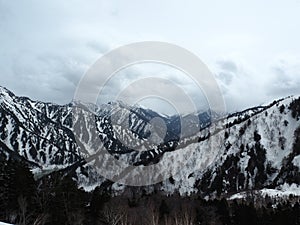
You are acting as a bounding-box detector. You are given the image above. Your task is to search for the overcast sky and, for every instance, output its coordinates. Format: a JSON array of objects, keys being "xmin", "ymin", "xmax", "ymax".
[{"xmin": 1, "ymin": 0, "xmax": 300, "ymax": 114}]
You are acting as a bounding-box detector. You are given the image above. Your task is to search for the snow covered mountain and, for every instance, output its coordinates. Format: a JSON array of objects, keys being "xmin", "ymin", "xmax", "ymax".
[{"xmin": 0, "ymin": 86, "xmax": 299, "ymax": 198}]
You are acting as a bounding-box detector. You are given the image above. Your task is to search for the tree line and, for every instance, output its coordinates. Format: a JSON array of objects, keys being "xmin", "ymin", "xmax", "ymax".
[{"xmin": 0, "ymin": 157, "xmax": 299, "ymax": 225}]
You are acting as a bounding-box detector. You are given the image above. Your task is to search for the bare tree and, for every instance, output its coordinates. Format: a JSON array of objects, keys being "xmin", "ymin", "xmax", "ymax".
[
  {"xmin": 17, "ymin": 195, "xmax": 30, "ymax": 225},
  {"xmin": 33, "ymin": 213, "xmax": 49, "ymax": 225},
  {"xmin": 163, "ymin": 215, "xmax": 173, "ymax": 225},
  {"xmin": 144, "ymin": 201, "xmax": 159, "ymax": 225},
  {"xmin": 67, "ymin": 210, "xmax": 85, "ymax": 225},
  {"xmin": 102, "ymin": 200, "xmax": 127, "ymax": 225},
  {"xmin": 172, "ymin": 203, "xmax": 196, "ymax": 225},
  {"xmin": 17, "ymin": 196, "xmax": 48, "ymax": 225}
]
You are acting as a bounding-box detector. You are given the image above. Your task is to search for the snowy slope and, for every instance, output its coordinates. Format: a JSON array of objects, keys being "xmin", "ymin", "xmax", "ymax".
[{"xmin": 159, "ymin": 96, "xmax": 300, "ymax": 197}]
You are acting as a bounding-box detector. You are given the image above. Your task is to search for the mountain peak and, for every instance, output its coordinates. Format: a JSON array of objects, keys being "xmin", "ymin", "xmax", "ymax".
[{"xmin": 0, "ymin": 86, "xmax": 15, "ymax": 99}]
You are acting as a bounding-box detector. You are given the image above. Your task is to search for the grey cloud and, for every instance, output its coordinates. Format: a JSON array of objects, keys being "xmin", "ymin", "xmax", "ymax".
[
  {"xmin": 266, "ymin": 61, "xmax": 300, "ymax": 98},
  {"xmin": 0, "ymin": 0, "xmax": 121, "ymax": 105},
  {"xmin": 214, "ymin": 59, "xmax": 265, "ymax": 112},
  {"xmin": 215, "ymin": 60, "xmax": 239, "ymax": 86},
  {"xmin": 217, "ymin": 60, "xmax": 238, "ymax": 73},
  {"xmin": 1, "ymin": 0, "xmax": 300, "ymax": 114},
  {"xmin": 87, "ymin": 41, "xmax": 110, "ymax": 54},
  {"xmin": 214, "ymin": 56, "xmax": 300, "ymax": 113},
  {"xmin": 217, "ymin": 71, "xmax": 234, "ymax": 86}
]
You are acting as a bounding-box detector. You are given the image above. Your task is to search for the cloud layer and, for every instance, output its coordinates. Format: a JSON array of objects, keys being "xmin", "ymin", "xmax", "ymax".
[{"xmin": 0, "ymin": 0, "xmax": 300, "ymax": 114}]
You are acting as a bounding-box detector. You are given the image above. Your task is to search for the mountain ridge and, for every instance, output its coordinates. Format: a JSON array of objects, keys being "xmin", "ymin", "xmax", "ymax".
[{"xmin": 0, "ymin": 86, "xmax": 299, "ymax": 199}]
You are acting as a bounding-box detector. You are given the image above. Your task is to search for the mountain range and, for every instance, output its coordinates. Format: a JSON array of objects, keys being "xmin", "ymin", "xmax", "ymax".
[{"xmin": 0, "ymin": 86, "xmax": 299, "ymax": 199}]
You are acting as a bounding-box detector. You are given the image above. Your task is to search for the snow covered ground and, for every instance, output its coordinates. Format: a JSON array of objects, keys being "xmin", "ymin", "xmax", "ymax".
[
  {"xmin": 0, "ymin": 222, "xmax": 13, "ymax": 225},
  {"xmin": 228, "ymin": 183, "xmax": 300, "ymax": 200}
]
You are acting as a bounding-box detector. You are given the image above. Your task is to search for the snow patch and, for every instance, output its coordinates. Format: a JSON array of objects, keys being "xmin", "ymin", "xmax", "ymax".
[
  {"xmin": 292, "ymin": 155, "xmax": 300, "ymax": 169},
  {"xmin": 229, "ymin": 183, "xmax": 300, "ymax": 200}
]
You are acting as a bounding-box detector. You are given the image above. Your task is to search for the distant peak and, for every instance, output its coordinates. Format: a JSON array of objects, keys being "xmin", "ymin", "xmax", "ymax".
[
  {"xmin": 0, "ymin": 85, "xmax": 14, "ymax": 96},
  {"xmin": 0, "ymin": 86, "xmax": 16, "ymax": 101}
]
